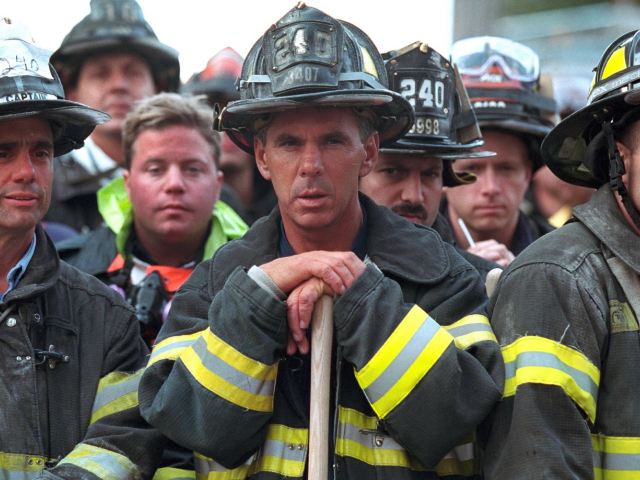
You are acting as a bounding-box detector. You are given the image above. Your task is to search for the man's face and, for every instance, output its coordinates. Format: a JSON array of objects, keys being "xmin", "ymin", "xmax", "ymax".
[
  {"xmin": 617, "ymin": 119, "xmax": 640, "ymax": 218},
  {"xmin": 123, "ymin": 125, "xmax": 222, "ymax": 247},
  {"xmin": 254, "ymin": 106, "xmax": 377, "ymax": 234},
  {"xmin": 0, "ymin": 117, "xmax": 53, "ymax": 237},
  {"xmin": 67, "ymin": 52, "xmax": 156, "ymax": 138},
  {"xmin": 359, "ymin": 152, "xmax": 443, "ymax": 226},
  {"xmin": 445, "ymin": 129, "xmax": 532, "ymax": 237}
]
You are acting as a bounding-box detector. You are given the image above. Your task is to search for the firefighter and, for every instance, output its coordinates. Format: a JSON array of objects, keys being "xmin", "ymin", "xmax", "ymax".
[
  {"xmin": 359, "ymin": 41, "xmax": 501, "ymax": 281},
  {"xmin": 0, "ymin": 18, "xmax": 164, "ymax": 480},
  {"xmin": 182, "ymin": 47, "xmax": 278, "ymax": 224},
  {"xmin": 57, "ymin": 93, "xmax": 248, "ymax": 348},
  {"xmin": 139, "ymin": 4, "xmax": 503, "ymax": 479},
  {"xmin": 43, "ymin": 0, "xmax": 180, "ymax": 233},
  {"xmin": 444, "ymin": 37, "xmax": 558, "ymax": 266},
  {"xmin": 484, "ymin": 29, "xmax": 640, "ymax": 478}
]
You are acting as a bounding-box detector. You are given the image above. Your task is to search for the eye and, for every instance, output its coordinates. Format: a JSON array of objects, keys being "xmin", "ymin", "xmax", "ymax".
[{"xmin": 381, "ymin": 167, "xmax": 400, "ymax": 175}]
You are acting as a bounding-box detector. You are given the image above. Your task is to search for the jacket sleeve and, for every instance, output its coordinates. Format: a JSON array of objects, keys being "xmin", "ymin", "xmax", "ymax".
[
  {"xmin": 334, "ymin": 256, "xmax": 504, "ymax": 469},
  {"xmin": 139, "ymin": 262, "xmax": 288, "ymax": 469},
  {"xmin": 481, "ymin": 260, "xmax": 605, "ymax": 479},
  {"xmin": 40, "ymin": 298, "xmax": 168, "ymax": 480}
]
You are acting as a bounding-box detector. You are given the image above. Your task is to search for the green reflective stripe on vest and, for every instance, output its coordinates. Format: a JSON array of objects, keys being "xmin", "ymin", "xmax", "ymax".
[
  {"xmin": 503, "ymin": 336, "xmax": 600, "ymax": 423},
  {"xmin": 153, "ymin": 467, "xmax": 196, "ymax": 480},
  {"xmin": 90, "ymin": 370, "xmax": 143, "ymax": 424},
  {"xmin": 0, "ymin": 452, "xmax": 48, "ymax": 480},
  {"xmin": 443, "ymin": 314, "xmax": 497, "ymax": 350},
  {"xmin": 593, "ymin": 434, "xmax": 640, "ymax": 479},
  {"xmin": 58, "ymin": 443, "xmax": 140, "ymax": 480},
  {"xmin": 355, "ymin": 305, "xmax": 453, "ymax": 419},
  {"xmin": 194, "ymin": 425, "xmax": 307, "ymax": 479},
  {"xmin": 149, "ymin": 331, "xmax": 204, "ymax": 365},
  {"xmin": 180, "ymin": 328, "xmax": 277, "ymax": 412}
]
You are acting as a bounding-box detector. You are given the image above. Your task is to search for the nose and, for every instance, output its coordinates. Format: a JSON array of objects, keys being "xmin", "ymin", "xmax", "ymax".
[
  {"xmin": 479, "ymin": 167, "xmax": 500, "ymax": 196},
  {"xmin": 109, "ymin": 69, "xmax": 130, "ymax": 91},
  {"xmin": 12, "ymin": 149, "xmax": 36, "ymax": 183},
  {"xmin": 400, "ymin": 172, "xmax": 424, "ymax": 205},
  {"xmin": 164, "ymin": 165, "xmax": 186, "ymax": 193},
  {"xmin": 299, "ymin": 144, "xmax": 324, "ymax": 177}
]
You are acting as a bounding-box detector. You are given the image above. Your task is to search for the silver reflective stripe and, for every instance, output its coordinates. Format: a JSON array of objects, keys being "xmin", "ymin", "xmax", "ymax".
[
  {"xmin": 338, "ymin": 421, "xmax": 405, "ymax": 451},
  {"xmin": 504, "ymin": 351, "xmax": 598, "ymax": 400},
  {"xmin": 150, "ymin": 338, "xmax": 198, "ymax": 362},
  {"xmin": 0, "ymin": 452, "xmax": 47, "ymax": 480},
  {"xmin": 446, "ymin": 322, "xmax": 493, "ymax": 338},
  {"xmin": 58, "ymin": 445, "xmax": 138, "ymax": 480},
  {"xmin": 363, "ymin": 319, "xmax": 441, "ymax": 404},
  {"xmin": 442, "ymin": 442, "xmax": 475, "ymax": 462},
  {"xmin": 261, "ymin": 438, "xmax": 306, "ymax": 463},
  {"xmin": 0, "ymin": 470, "xmax": 40, "ymax": 480},
  {"xmin": 91, "ymin": 375, "xmax": 140, "ymax": 415},
  {"xmin": 190, "ymin": 339, "xmax": 275, "ymax": 397},
  {"xmin": 593, "ymin": 451, "xmax": 640, "ymax": 471}
]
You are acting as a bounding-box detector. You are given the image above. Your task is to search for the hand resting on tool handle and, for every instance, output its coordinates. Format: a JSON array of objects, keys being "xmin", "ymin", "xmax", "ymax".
[{"xmin": 259, "ymin": 251, "xmax": 366, "ymax": 355}]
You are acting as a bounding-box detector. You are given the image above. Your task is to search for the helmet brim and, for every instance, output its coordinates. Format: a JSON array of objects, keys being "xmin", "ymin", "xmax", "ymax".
[
  {"xmin": 0, "ymin": 100, "xmax": 110, "ymax": 156},
  {"xmin": 221, "ymin": 89, "xmax": 414, "ymax": 154},
  {"xmin": 541, "ymin": 90, "xmax": 635, "ymax": 188}
]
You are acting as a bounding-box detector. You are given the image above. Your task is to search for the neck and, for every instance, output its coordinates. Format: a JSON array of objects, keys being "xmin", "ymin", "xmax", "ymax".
[
  {"xmin": 448, "ymin": 205, "xmax": 518, "ymax": 249},
  {"xmin": 283, "ymin": 204, "xmax": 363, "ymax": 254},
  {"xmin": 91, "ymin": 132, "xmax": 124, "ymax": 165},
  {"xmin": 0, "ymin": 229, "xmax": 35, "ymax": 294},
  {"xmin": 133, "ymin": 223, "xmax": 209, "ymax": 267}
]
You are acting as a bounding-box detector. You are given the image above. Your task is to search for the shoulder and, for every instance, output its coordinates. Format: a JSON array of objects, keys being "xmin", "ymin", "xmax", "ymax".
[{"xmin": 57, "ymin": 226, "xmax": 117, "ymax": 273}]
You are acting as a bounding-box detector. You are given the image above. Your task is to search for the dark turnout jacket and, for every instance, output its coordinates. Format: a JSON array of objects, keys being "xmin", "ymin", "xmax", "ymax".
[
  {"xmin": 484, "ymin": 186, "xmax": 640, "ymax": 479},
  {"xmin": 139, "ymin": 195, "xmax": 504, "ymax": 479},
  {"xmin": 0, "ymin": 225, "xmax": 165, "ymax": 480}
]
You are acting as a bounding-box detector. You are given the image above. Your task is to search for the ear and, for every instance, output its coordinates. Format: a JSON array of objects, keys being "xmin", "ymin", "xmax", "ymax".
[
  {"xmin": 214, "ymin": 171, "xmax": 223, "ymax": 202},
  {"xmin": 254, "ymin": 135, "xmax": 271, "ymax": 181},
  {"xmin": 122, "ymin": 170, "xmax": 132, "ymax": 199},
  {"xmin": 358, "ymin": 130, "xmax": 379, "ymax": 178},
  {"xmin": 617, "ymin": 140, "xmax": 631, "ymax": 189}
]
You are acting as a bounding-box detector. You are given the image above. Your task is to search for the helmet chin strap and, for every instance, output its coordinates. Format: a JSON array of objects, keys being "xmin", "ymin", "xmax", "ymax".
[{"xmin": 599, "ymin": 110, "xmax": 640, "ymax": 232}]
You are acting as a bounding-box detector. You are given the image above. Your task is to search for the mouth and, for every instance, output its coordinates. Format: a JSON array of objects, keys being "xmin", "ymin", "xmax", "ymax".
[
  {"xmin": 5, "ymin": 192, "xmax": 38, "ymax": 205},
  {"xmin": 296, "ymin": 191, "xmax": 328, "ymax": 208}
]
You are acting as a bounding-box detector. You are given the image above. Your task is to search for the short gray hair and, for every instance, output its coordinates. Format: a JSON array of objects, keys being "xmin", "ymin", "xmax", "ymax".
[{"xmin": 122, "ymin": 93, "xmax": 221, "ymax": 169}]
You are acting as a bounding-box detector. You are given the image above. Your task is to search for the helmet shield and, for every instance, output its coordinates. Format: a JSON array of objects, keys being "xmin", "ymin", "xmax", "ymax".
[
  {"xmin": 51, "ymin": 0, "xmax": 180, "ymax": 92},
  {"xmin": 219, "ymin": 4, "xmax": 414, "ymax": 154},
  {"xmin": 542, "ymin": 29, "xmax": 640, "ymax": 187},
  {"xmin": 0, "ymin": 18, "xmax": 110, "ymax": 156}
]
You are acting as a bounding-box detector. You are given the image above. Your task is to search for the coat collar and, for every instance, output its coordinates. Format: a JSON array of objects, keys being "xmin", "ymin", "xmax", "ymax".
[{"xmin": 573, "ymin": 185, "xmax": 640, "ymax": 273}]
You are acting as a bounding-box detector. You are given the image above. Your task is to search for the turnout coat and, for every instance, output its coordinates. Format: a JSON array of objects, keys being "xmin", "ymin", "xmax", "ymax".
[{"xmin": 139, "ymin": 195, "xmax": 504, "ymax": 479}]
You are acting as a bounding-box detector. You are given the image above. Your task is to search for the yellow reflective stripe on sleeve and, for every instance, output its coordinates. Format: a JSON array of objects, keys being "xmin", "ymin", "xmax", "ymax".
[
  {"xmin": 149, "ymin": 331, "xmax": 204, "ymax": 365},
  {"xmin": 194, "ymin": 425, "xmax": 307, "ymax": 480},
  {"xmin": 0, "ymin": 452, "xmax": 48, "ymax": 479},
  {"xmin": 593, "ymin": 434, "xmax": 640, "ymax": 480},
  {"xmin": 90, "ymin": 370, "xmax": 143, "ymax": 424},
  {"xmin": 180, "ymin": 328, "xmax": 277, "ymax": 412},
  {"xmin": 503, "ymin": 336, "xmax": 600, "ymax": 423},
  {"xmin": 57, "ymin": 443, "xmax": 140, "ymax": 480},
  {"xmin": 153, "ymin": 467, "xmax": 196, "ymax": 480},
  {"xmin": 335, "ymin": 407, "xmax": 479, "ymax": 476},
  {"xmin": 443, "ymin": 314, "xmax": 497, "ymax": 350},
  {"xmin": 355, "ymin": 305, "xmax": 453, "ymax": 419}
]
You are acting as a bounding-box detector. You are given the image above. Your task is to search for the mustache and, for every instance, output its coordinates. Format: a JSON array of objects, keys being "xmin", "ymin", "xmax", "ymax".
[
  {"xmin": 391, "ymin": 204, "xmax": 428, "ymax": 221},
  {"xmin": 0, "ymin": 186, "xmax": 43, "ymax": 198},
  {"xmin": 291, "ymin": 178, "xmax": 333, "ymax": 197}
]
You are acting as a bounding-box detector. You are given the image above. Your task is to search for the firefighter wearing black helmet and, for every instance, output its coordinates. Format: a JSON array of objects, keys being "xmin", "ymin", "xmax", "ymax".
[
  {"xmin": 484, "ymin": 30, "xmax": 640, "ymax": 478},
  {"xmin": 43, "ymin": 0, "xmax": 180, "ymax": 234},
  {"xmin": 139, "ymin": 4, "xmax": 503, "ymax": 479},
  {"xmin": 359, "ymin": 41, "xmax": 502, "ymax": 282},
  {"xmin": 0, "ymin": 17, "xmax": 169, "ymax": 480}
]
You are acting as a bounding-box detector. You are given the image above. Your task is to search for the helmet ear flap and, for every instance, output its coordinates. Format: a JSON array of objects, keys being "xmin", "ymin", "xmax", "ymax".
[{"xmin": 454, "ymin": 64, "xmax": 482, "ymax": 146}]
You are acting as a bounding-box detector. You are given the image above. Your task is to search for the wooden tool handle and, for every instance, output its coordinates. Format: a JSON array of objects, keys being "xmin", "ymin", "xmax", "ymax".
[{"xmin": 308, "ymin": 295, "xmax": 334, "ymax": 480}]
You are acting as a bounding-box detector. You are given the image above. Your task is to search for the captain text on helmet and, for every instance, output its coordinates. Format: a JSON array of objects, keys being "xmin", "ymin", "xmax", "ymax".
[
  {"xmin": 44, "ymin": 0, "xmax": 180, "ymax": 234},
  {"xmin": 444, "ymin": 37, "xmax": 558, "ymax": 267},
  {"xmin": 482, "ymin": 30, "xmax": 640, "ymax": 479},
  {"xmin": 138, "ymin": 4, "xmax": 503, "ymax": 479},
  {"xmin": 0, "ymin": 17, "xmax": 174, "ymax": 480},
  {"xmin": 359, "ymin": 41, "xmax": 502, "ymax": 282}
]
